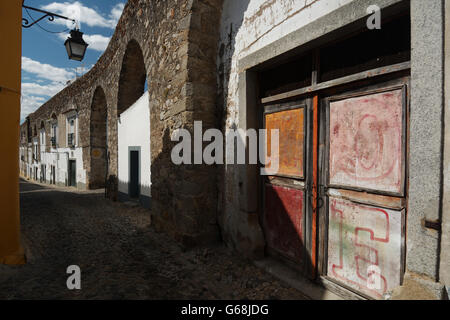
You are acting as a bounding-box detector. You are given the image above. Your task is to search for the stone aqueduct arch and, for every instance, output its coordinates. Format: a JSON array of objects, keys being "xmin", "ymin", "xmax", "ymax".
[
  {"xmin": 26, "ymin": 0, "xmax": 224, "ymax": 245},
  {"xmin": 89, "ymin": 86, "xmax": 108, "ymax": 189},
  {"xmin": 117, "ymin": 39, "xmax": 147, "ymax": 116},
  {"xmin": 114, "ymin": 38, "xmax": 148, "ymax": 193}
]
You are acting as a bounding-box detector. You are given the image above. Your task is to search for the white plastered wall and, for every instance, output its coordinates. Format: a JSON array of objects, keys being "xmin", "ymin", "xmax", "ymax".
[
  {"xmin": 218, "ymin": 0, "xmax": 356, "ymax": 241},
  {"xmin": 117, "ymin": 91, "xmax": 151, "ymax": 198}
]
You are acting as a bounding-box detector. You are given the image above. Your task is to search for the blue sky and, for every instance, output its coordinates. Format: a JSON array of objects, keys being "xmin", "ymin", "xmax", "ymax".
[{"xmin": 21, "ymin": 0, "xmax": 126, "ymax": 122}]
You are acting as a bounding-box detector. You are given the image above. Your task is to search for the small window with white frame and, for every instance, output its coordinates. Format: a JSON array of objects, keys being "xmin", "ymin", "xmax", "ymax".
[
  {"xmin": 40, "ymin": 128, "xmax": 45, "ymax": 146},
  {"xmin": 50, "ymin": 115, "xmax": 58, "ymax": 148},
  {"xmin": 66, "ymin": 112, "xmax": 77, "ymax": 148}
]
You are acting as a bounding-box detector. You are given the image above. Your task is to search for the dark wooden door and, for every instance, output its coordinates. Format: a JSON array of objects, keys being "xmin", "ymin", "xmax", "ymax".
[
  {"xmin": 262, "ymin": 99, "xmax": 313, "ymax": 273},
  {"xmin": 69, "ymin": 160, "xmax": 76, "ymax": 187},
  {"xmin": 129, "ymin": 150, "xmax": 139, "ymax": 199},
  {"xmin": 51, "ymin": 166, "xmax": 55, "ymax": 184}
]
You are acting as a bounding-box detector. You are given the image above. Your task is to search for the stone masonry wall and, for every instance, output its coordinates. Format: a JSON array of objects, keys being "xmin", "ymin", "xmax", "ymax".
[{"xmin": 20, "ymin": 0, "xmax": 224, "ymax": 246}]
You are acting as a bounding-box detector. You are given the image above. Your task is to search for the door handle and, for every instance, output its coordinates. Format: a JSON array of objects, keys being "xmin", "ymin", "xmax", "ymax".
[
  {"xmin": 307, "ymin": 183, "xmax": 327, "ymax": 209},
  {"xmin": 317, "ymin": 196, "xmax": 324, "ymax": 210},
  {"xmin": 319, "ymin": 184, "xmax": 328, "ymax": 195},
  {"xmin": 317, "ymin": 184, "xmax": 328, "ymax": 210},
  {"xmin": 306, "ymin": 182, "xmax": 325, "ymax": 209}
]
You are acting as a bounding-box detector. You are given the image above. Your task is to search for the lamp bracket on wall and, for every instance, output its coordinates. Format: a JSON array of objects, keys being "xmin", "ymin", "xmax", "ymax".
[{"xmin": 22, "ymin": 2, "xmax": 76, "ymax": 29}]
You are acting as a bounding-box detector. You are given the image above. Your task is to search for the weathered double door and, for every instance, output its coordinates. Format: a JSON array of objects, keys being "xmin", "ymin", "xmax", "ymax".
[
  {"xmin": 263, "ymin": 79, "xmax": 408, "ymax": 299},
  {"xmin": 263, "ymin": 98, "xmax": 317, "ymax": 276}
]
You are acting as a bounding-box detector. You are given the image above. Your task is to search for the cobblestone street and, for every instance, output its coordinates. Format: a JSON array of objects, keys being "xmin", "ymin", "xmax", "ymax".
[{"xmin": 0, "ymin": 179, "xmax": 307, "ymax": 300}]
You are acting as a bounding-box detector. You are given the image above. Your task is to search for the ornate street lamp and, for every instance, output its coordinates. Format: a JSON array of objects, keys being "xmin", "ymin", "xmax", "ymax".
[
  {"xmin": 64, "ymin": 29, "xmax": 89, "ymax": 61},
  {"xmin": 22, "ymin": 1, "xmax": 88, "ymax": 61}
]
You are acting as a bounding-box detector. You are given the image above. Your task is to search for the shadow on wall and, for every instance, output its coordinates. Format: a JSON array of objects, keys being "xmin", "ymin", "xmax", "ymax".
[
  {"xmin": 149, "ymin": 128, "xmax": 182, "ymax": 231},
  {"xmin": 215, "ymin": 1, "xmax": 326, "ymax": 300},
  {"xmin": 89, "ymin": 86, "xmax": 108, "ymax": 190},
  {"xmin": 105, "ymin": 128, "xmax": 186, "ymax": 234},
  {"xmin": 106, "ymin": 175, "xmax": 118, "ymax": 201},
  {"xmin": 151, "ymin": 126, "xmax": 221, "ymax": 246},
  {"xmin": 264, "ymin": 181, "xmax": 316, "ymax": 280},
  {"xmin": 216, "ymin": 0, "xmax": 251, "ymax": 249}
]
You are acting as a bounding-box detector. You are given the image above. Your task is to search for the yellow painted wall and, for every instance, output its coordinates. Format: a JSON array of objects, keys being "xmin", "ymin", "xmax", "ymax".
[{"xmin": 0, "ymin": 1, "xmax": 26, "ymax": 264}]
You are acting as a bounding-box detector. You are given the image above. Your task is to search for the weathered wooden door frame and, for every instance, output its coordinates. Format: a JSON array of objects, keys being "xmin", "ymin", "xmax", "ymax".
[
  {"xmin": 260, "ymin": 98, "xmax": 314, "ymax": 276},
  {"xmin": 259, "ymin": 69, "xmax": 411, "ymax": 298},
  {"xmin": 316, "ymin": 76, "xmax": 410, "ymax": 299}
]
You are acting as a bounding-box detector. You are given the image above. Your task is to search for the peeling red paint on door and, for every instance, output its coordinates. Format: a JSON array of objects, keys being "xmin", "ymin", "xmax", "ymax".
[
  {"xmin": 327, "ymin": 198, "xmax": 403, "ymax": 299},
  {"xmin": 264, "ymin": 184, "xmax": 304, "ymax": 263},
  {"xmin": 329, "ymin": 89, "xmax": 403, "ymax": 193}
]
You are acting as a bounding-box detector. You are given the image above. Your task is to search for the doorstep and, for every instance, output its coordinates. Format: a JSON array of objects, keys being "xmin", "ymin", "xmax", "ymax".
[{"xmin": 254, "ymin": 257, "xmax": 344, "ymax": 300}]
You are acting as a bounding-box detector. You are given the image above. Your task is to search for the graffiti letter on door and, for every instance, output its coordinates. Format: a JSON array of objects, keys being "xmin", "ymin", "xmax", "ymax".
[
  {"xmin": 327, "ymin": 198, "xmax": 403, "ymax": 299},
  {"xmin": 329, "ymin": 89, "xmax": 403, "ymax": 194}
]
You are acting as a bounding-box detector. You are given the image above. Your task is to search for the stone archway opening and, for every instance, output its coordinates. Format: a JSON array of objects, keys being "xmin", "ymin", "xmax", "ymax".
[
  {"xmin": 89, "ymin": 86, "xmax": 108, "ymax": 189},
  {"xmin": 116, "ymin": 39, "xmax": 151, "ymax": 208},
  {"xmin": 117, "ymin": 39, "xmax": 147, "ymax": 115}
]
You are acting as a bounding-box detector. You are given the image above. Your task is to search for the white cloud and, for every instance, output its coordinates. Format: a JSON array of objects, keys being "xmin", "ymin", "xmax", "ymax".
[
  {"xmin": 20, "ymin": 57, "xmax": 75, "ymax": 122},
  {"xmin": 83, "ymin": 34, "xmax": 111, "ymax": 51},
  {"xmin": 22, "ymin": 82, "xmax": 65, "ymax": 97},
  {"xmin": 41, "ymin": 2, "xmax": 125, "ymax": 29},
  {"xmin": 58, "ymin": 33, "xmax": 111, "ymax": 52},
  {"xmin": 20, "ymin": 82, "xmax": 67, "ymax": 121},
  {"xmin": 109, "ymin": 3, "xmax": 125, "ymax": 26},
  {"xmin": 20, "ymin": 95, "xmax": 46, "ymax": 122},
  {"xmin": 22, "ymin": 57, "xmax": 75, "ymax": 83}
]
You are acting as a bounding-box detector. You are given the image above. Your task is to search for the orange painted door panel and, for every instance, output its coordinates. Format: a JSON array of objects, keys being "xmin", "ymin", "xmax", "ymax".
[{"xmin": 265, "ymin": 108, "xmax": 304, "ymax": 178}]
